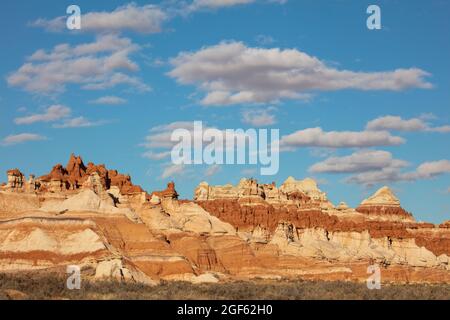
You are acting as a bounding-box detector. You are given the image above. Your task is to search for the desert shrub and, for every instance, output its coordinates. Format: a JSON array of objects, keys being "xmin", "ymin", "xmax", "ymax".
[{"xmin": 0, "ymin": 273, "xmax": 449, "ymax": 300}]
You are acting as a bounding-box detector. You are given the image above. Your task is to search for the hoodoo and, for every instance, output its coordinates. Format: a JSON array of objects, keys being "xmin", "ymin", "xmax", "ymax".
[{"xmin": 356, "ymin": 186, "xmax": 414, "ymax": 221}]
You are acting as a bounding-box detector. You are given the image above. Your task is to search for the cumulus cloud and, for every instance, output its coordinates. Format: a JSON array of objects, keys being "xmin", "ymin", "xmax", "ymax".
[
  {"xmin": 31, "ymin": 2, "xmax": 283, "ymax": 34},
  {"xmin": 346, "ymin": 167, "xmax": 404, "ymax": 186},
  {"xmin": 430, "ymin": 126, "xmax": 450, "ymax": 133},
  {"xmin": 347, "ymin": 159, "xmax": 450, "ymax": 186},
  {"xmin": 142, "ymin": 151, "xmax": 172, "ymax": 160},
  {"xmin": 1, "ymin": 133, "xmax": 47, "ymax": 146},
  {"xmin": 161, "ymin": 164, "xmax": 186, "ymax": 179},
  {"xmin": 309, "ymin": 150, "xmax": 408, "ymax": 173},
  {"xmin": 413, "ymin": 160, "xmax": 450, "ymax": 179},
  {"xmin": 89, "ymin": 96, "xmax": 127, "ymax": 105},
  {"xmin": 143, "ymin": 121, "xmax": 201, "ymax": 149},
  {"xmin": 280, "ymin": 127, "xmax": 404, "ymax": 149},
  {"xmin": 7, "ymin": 34, "xmax": 149, "ymax": 94},
  {"xmin": 53, "ymin": 117, "xmax": 106, "ymax": 128},
  {"xmin": 185, "ymin": 0, "xmax": 288, "ymax": 12},
  {"xmin": 143, "ymin": 121, "xmax": 248, "ymax": 149},
  {"xmin": 142, "ymin": 121, "xmax": 257, "ymax": 162},
  {"xmin": 188, "ymin": 0, "xmax": 255, "ymax": 11},
  {"xmin": 31, "ymin": 3, "xmax": 167, "ymax": 34},
  {"xmin": 241, "ymin": 108, "xmax": 276, "ymax": 126},
  {"xmin": 169, "ymin": 0, "xmax": 286, "ymax": 17},
  {"xmin": 13, "ymin": 105, "xmax": 105, "ymax": 129},
  {"xmin": 14, "ymin": 105, "xmax": 71, "ymax": 125},
  {"xmin": 168, "ymin": 41, "xmax": 432, "ymax": 106},
  {"xmin": 366, "ymin": 115, "xmax": 450, "ymax": 133}
]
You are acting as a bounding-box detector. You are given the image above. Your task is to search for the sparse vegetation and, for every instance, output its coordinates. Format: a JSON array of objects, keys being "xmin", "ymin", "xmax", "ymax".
[{"xmin": 0, "ymin": 273, "xmax": 448, "ymax": 300}]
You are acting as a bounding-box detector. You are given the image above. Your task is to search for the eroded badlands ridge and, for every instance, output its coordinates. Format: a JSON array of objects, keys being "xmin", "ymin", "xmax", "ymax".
[{"xmin": 0, "ymin": 155, "xmax": 449, "ymax": 284}]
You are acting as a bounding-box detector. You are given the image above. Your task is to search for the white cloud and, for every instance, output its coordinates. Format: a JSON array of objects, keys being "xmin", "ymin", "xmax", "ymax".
[
  {"xmin": 429, "ymin": 126, "xmax": 450, "ymax": 133},
  {"xmin": 419, "ymin": 113, "xmax": 437, "ymax": 121},
  {"xmin": 143, "ymin": 121, "xmax": 247, "ymax": 149},
  {"xmin": 366, "ymin": 115, "xmax": 450, "ymax": 133},
  {"xmin": 31, "ymin": 2, "xmax": 284, "ymax": 34},
  {"xmin": 347, "ymin": 159, "xmax": 450, "ymax": 186},
  {"xmin": 143, "ymin": 121, "xmax": 200, "ymax": 149},
  {"xmin": 168, "ymin": 41, "xmax": 432, "ymax": 106},
  {"xmin": 1, "ymin": 133, "xmax": 46, "ymax": 146},
  {"xmin": 32, "ymin": 4, "xmax": 167, "ymax": 34},
  {"xmin": 346, "ymin": 167, "xmax": 404, "ymax": 186},
  {"xmin": 28, "ymin": 34, "xmax": 137, "ymax": 60},
  {"xmin": 161, "ymin": 164, "xmax": 186, "ymax": 179},
  {"xmin": 13, "ymin": 105, "xmax": 106, "ymax": 129},
  {"xmin": 413, "ymin": 160, "xmax": 450, "ymax": 179},
  {"xmin": 186, "ymin": 0, "xmax": 286, "ymax": 12},
  {"xmin": 280, "ymin": 127, "xmax": 404, "ymax": 149},
  {"xmin": 149, "ymin": 121, "xmax": 198, "ymax": 133},
  {"xmin": 89, "ymin": 96, "xmax": 127, "ymax": 105},
  {"xmin": 188, "ymin": 0, "xmax": 255, "ymax": 11},
  {"xmin": 7, "ymin": 34, "xmax": 149, "ymax": 94},
  {"xmin": 205, "ymin": 164, "xmax": 221, "ymax": 177},
  {"xmin": 53, "ymin": 117, "xmax": 105, "ymax": 128},
  {"xmin": 309, "ymin": 150, "xmax": 408, "ymax": 173},
  {"xmin": 31, "ymin": 16, "xmax": 65, "ymax": 33},
  {"xmin": 14, "ymin": 105, "xmax": 71, "ymax": 125},
  {"xmin": 142, "ymin": 121, "xmax": 255, "ymax": 160},
  {"xmin": 241, "ymin": 108, "xmax": 276, "ymax": 126},
  {"xmin": 142, "ymin": 151, "xmax": 172, "ymax": 160}
]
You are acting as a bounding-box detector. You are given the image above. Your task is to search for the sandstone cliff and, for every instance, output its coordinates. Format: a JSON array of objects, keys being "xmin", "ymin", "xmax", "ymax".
[
  {"xmin": 356, "ymin": 186, "xmax": 414, "ymax": 221},
  {"xmin": 195, "ymin": 179, "xmax": 450, "ymax": 273},
  {"xmin": 0, "ymin": 156, "xmax": 449, "ymax": 285}
]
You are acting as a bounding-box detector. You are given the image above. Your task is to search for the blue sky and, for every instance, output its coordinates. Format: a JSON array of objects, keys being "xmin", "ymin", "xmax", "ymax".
[{"xmin": 0, "ymin": 0, "xmax": 449, "ymax": 223}]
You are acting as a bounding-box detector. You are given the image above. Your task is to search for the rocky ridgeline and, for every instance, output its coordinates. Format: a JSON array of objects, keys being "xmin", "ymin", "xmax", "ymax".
[
  {"xmin": 3, "ymin": 154, "xmax": 144, "ymax": 195},
  {"xmin": 194, "ymin": 177, "xmax": 415, "ymax": 233},
  {"xmin": 195, "ymin": 177, "xmax": 332, "ymax": 208},
  {"xmin": 195, "ymin": 177, "xmax": 450, "ymax": 270},
  {"xmin": 0, "ymin": 155, "xmax": 449, "ymax": 285},
  {"xmin": 356, "ymin": 186, "xmax": 413, "ymax": 220}
]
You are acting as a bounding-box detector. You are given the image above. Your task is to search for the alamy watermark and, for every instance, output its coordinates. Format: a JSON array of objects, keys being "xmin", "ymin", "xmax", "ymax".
[
  {"xmin": 170, "ymin": 121, "xmax": 279, "ymax": 176},
  {"xmin": 66, "ymin": 5, "xmax": 81, "ymax": 30},
  {"xmin": 367, "ymin": 264, "xmax": 381, "ymax": 290},
  {"xmin": 66, "ymin": 265, "xmax": 81, "ymax": 290},
  {"xmin": 66, "ymin": 4, "xmax": 380, "ymax": 31},
  {"xmin": 367, "ymin": 5, "xmax": 382, "ymax": 30}
]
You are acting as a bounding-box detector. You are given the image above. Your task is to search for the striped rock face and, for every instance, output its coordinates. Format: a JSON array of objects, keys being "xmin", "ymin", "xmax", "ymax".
[
  {"xmin": 0, "ymin": 156, "xmax": 449, "ymax": 285},
  {"xmin": 356, "ymin": 186, "xmax": 414, "ymax": 221}
]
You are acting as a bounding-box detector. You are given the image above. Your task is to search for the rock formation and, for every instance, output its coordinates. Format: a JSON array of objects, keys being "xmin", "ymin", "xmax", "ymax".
[
  {"xmin": 194, "ymin": 177, "xmax": 332, "ymax": 208},
  {"xmin": 356, "ymin": 186, "xmax": 414, "ymax": 221},
  {"xmin": 35, "ymin": 154, "xmax": 144, "ymax": 195},
  {"xmin": 6, "ymin": 169, "xmax": 24, "ymax": 191},
  {"xmin": 151, "ymin": 181, "xmax": 179, "ymax": 200},
  {"xmin": 0, "ymin": 156, "xmax": 449, "ymax": 285},
  {"xmin": 195, "ymin": 178, "xmax": 450, "ymax": 273}
]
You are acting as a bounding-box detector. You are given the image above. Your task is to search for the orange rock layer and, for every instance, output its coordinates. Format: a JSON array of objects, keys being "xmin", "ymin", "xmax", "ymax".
[
  {"xmin": 1, "ymin": 156, "xmax": 449, "ymax": 284},
  {"xmin": 38, "ymin": 154, "xmax": 144, "ymax": 194},
  {"xmin": 196, "ymin": 199, "xmax": 449, "ymax": 257},
  {"xmin": 356, "ymin": 205, "xmax": 413, "ymax": 219}
]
